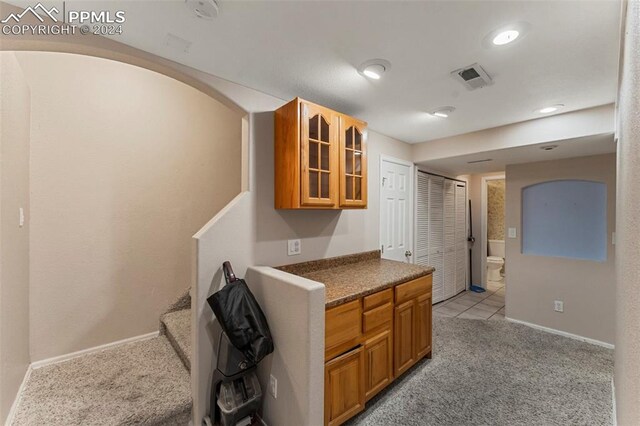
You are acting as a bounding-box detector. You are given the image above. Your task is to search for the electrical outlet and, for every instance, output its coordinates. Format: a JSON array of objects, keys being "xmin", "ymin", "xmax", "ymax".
[
  {"xmin": 508, "ymin": 227, "xmax": 517, "ymax": 238},
  {"xmin": 269, "ymin": 374, "xmax": 278, "ymax": 398},
  {"xmin": 287, "ymin": 239, "xmax": 301, "ymax": 256},
  {"xmin": 554, "ymin": 300, "xmax": 564, "ymax": 313}
]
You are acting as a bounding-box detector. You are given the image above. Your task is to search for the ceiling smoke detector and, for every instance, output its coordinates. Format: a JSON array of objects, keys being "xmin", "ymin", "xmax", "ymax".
[
  {"xmin": 451, "ymin": 63, "xmax": 493, "ymax": 90},
  {"xmin": 186, "ymin": 0, "xmax": 219, "ymax": 20}
]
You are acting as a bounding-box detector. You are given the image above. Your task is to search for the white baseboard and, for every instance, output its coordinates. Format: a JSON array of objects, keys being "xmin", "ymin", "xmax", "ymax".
[
  {"xmin": 30, "ymin": 331, "xmax": 159, "ymax": 370},
  {"xmin": 505, "ymin": 317, "xmax": 614, "ymax": 349},
  {"xmin": 4, "ymin": 365, "xmax": 32, "ymax": 426}
]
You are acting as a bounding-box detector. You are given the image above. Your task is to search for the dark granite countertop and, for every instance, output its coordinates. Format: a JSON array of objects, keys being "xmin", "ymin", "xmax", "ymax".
[{"xmin": 277, "ymin": 251, "xmax": 434, "ymax": 308}]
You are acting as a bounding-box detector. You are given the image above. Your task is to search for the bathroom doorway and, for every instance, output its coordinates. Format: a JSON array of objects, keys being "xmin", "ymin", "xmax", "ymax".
[{"xmin": 481, "ymin": 175, "xmax": 506, "ymax": 295}]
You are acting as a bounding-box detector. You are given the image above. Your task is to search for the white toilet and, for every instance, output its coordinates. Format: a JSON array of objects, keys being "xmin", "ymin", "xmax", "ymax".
[{"xmin": 487, "ymin": 239, "xmax": 505, "ymax": 282}]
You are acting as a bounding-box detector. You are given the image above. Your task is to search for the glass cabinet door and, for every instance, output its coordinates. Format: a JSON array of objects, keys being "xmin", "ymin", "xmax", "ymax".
[
  {"xmin": 300, "ymin": 102, "xmax": 338, "ymax": 207},
  {"xmin": 340, "ymin": 116, "xmax": 367, "ymax": 208}
]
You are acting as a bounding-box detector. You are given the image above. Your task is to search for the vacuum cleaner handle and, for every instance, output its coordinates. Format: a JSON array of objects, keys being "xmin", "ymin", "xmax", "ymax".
[{"xmin": 222, "ymin": 261, "xmax": 237, "ymax": 284}]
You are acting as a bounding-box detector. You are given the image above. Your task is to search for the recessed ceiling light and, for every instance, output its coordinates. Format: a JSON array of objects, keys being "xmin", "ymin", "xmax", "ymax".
[
  {"xmin": 358, "ymin": 59, "xmax": 391, "ymax": 80},
  {"xmin": 492, "ymin": 30, "xmax": 520, "ymax": 45},
  {"xmin": 540, "ymin": 145, "xmax": 559, "ymax": 151},
  {"xmin": 537, "ymin": 104, "xmax": 564, "ymax": 114},
  {"xmin": 429, "ymin": 106, "xmax": 456, "ymax": 118},
  {"xmin": 482, "ymin": 22, "xmax": 531, "ymax": 49}
]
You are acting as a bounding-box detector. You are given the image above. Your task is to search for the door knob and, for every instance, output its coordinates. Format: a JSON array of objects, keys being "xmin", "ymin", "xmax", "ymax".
[{"xmin": 405, "ymin": 250, "xmax": 412, "ymax": 257}]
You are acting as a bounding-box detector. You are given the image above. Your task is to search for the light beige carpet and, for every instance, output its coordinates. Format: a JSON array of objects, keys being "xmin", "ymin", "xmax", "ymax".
[
  {"xmin": 348, "ymin": 316, "xmax": 614, "ymax": 426},
  {"xmin": 12, "ymin": 336, "xmax": 191, "ymax": 425}
]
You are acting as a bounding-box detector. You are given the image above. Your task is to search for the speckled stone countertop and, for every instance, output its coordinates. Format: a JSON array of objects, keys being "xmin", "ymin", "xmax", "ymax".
[{"xmin": 277, "ymin": 251, "xmax": 434, "ymax": 308}]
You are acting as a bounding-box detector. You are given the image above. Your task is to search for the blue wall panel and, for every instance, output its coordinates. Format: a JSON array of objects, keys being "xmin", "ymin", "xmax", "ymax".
[{"xmin": 521, "ymin": 180, "xmax": 607, "ymax": 261}]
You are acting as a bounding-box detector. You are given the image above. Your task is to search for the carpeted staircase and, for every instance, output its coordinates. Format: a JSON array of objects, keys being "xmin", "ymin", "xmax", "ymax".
[{"xmin": 11, "ymin": 291, "xmax": 192, "ymax": 426}]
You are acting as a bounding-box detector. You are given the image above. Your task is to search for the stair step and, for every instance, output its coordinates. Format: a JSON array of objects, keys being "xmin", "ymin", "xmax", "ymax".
[
  {"xmin": 162, "ymin": 309, "xmax": 191, "ymax": 372},
  {"xmin": 12, "ymin": 336, "xmax": 191, "ymax": 425}
]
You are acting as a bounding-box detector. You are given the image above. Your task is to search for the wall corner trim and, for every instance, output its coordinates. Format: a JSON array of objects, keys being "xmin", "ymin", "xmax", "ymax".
[{"xmin": 505, "ymin": 317, "xmax": 614, "ymax": 349}]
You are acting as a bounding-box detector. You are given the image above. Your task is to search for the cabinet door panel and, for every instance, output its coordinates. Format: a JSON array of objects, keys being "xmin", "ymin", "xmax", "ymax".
[
  {"xmin": 325, "ymin": 300, "xmax": 362, "ymax": 360},
  {"xmin": 301, "ymin": 102, "xmax": 338, "ymax": 207},
  {"xmin": 415, "ymin": 293, "xmax": 432, "ymax": 359},
  {"xmin": 394, "ymin": 300, "xmax": 416, "ymax": 376},
  {"xmin": 364, "ymin": 327, "xmax": 393, "ymax": 401},
  {"xmin": 339, "ymin": 116, "xmax": 367, "ymax": 208},
  {"xmin": 325, "ymin": 346, "xmax": 365, "ymax": 426}
]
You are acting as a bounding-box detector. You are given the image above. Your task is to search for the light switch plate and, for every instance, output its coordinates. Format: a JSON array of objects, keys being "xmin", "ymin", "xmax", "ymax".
[
  {"xmin": 508, "ymin": 227, "xmax": 517, "ymax": 238},
  {"xmin": 287, "ymin": 239, "xmax": 301, "ymax": 256},
  {"xmin": 554, "ymin": 300, "xmax": 564, "ymax": 313}
]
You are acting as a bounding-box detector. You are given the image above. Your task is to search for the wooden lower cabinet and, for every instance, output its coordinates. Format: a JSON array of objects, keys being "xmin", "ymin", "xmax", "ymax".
[
  {"xmin": 394, "ymin": 300, "xmax": 416, "ymax": 376},
  {"xmin": 324, "ymin": 346, "xmax": 365, "ymax": 426},
  {"xmin": 364, "ymin": 327, "xmax": 393, "ymax": 401},
  {"xmin": 324, "ymin": 274, "xmax": 433, "ymax": 426},
  {"xmin": 416, "ymin": 293, "xmax": 433, "ymax": 359}
]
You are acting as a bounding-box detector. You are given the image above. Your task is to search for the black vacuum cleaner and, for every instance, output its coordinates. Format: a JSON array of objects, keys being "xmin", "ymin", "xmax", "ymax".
[{"xmin": 206, "ymin": 261, "xmax": 274, "ymax": 426}]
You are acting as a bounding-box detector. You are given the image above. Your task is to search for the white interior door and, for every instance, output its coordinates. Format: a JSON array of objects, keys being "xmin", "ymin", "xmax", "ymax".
[
  {"xmin": 443, "ymin": 179, "xmax": 456, "ymax": 299},
  {"xmin": 380, "ymin": 157, "xmax": 413, "ymax": 263},
  {"xmin": 416, "ymin": 172, "xmax": 467, "ymax": 304},
  {"xmin": 427, "ymin": 176, "xmax": 445, "ymax": 303}
]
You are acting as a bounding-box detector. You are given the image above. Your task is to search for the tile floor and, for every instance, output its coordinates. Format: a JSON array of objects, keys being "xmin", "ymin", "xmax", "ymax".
[{"xmin": 433, "ymin": 279, "xmax": 505, "ymax": 320}]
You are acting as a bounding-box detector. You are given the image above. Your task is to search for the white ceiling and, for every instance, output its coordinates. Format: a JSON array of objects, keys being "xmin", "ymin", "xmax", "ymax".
[
  {"xmin": 35, "ymin": 0, "xmax": 622, "ymax": 143},
  {"xmin": 418, "ymin": 133, "xmax": 616, "ymax": 175}
]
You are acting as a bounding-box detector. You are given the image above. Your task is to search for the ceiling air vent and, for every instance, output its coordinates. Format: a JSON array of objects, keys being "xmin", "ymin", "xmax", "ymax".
[{"xmin": 451, "ymin": 63, "xmax": 493, "ymax": 90}]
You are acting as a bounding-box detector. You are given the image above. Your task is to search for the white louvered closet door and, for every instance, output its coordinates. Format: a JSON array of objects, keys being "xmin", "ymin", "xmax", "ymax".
[
  {"xmin": 455, "ymin": 183, "xmax": 467, "ymax": 294},
  {"xmin": 443, "ymin": 179, "xmax": 456, "ymax": 300},
  {"xmin": 427, "ymin": 176, "xmax": 445, "ymax": 303},
  {"xmin": 415, "ymin": 172, "xmax": 430, "ymax": 267}
]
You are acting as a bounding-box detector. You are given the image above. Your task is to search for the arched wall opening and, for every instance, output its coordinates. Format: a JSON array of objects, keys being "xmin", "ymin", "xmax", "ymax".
[{"xmin": 2, "ymin": 50, "xmax": 246, "ymax": 363}]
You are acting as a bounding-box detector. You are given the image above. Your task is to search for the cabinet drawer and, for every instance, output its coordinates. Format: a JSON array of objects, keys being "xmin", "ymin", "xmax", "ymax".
[
  {"xmin": 363, "ymin": 288, "xmax": 393, "ymax": 311},
  {"xmin": 363, "ymin": 302, "xmax": 393, "ymax": 334},
  {"xmin": 395, "ymin": 275, "xmax": 432, "ymax": 305},
  {"xmin": 326, "ymin": 299, "xmax": 362, "ymax": 360}
]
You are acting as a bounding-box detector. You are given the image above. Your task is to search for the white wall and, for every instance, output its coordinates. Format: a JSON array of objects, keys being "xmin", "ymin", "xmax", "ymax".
[
  {"xmin": 14, "ymin": 51, "xmax": 244, "ymax": 361},
  {"xmin": 0, "ymin": 51, "xmax": 31, "ymax": 424},
  {"xmin": 505, "ymin": 154, "xmax": 616, "ymax": 345},
  {"xmin": 245, "ymin": 267, "xmax": 324, "ymax": 426},
  {"xmin": 413, "ymin": 104, "xmax": 615, "ymax": 163},
  {"xmin": 615, "ymin": 1, "xmax": 640, "ymax": 423}
]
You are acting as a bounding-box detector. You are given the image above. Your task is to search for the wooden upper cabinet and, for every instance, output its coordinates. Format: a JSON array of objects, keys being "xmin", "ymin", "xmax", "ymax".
[
  {"xmin": 275, "ymin": 98, "xmax": 367, "ymax": 209},
  {"xmin": 301, "ymin": 102, "xmax": 339, "ymax": 207},
  {"xmin": 339, "ymin": 116, "xmax": 368, "ymax": 208}
]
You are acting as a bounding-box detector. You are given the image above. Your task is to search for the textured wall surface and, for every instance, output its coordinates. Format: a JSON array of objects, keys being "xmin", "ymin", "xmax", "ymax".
[
  {"xmin": 615, "ymin": 1, "xmax": 640, "ymax": 423},
  {"xmin": 0, "ymin": 52, "xmax": 31, "ymax": 423},
  {"xmin": 487, "ymin": 179, "xmax": 505, "ymax": 241},
  {"xmin": 505, "ymin": 154, "xmax": 616, "ymax": 345},
  {"xmin": 16, "ymin": 51, "xmax": 243, "ymax": 362}
]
